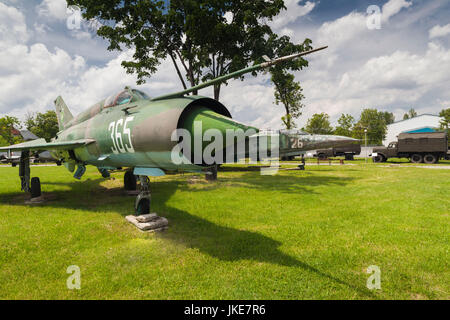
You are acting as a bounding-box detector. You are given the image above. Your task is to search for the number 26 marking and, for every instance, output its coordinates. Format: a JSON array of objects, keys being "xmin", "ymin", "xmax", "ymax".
[{"xmin": 109, "ymin": 116, "xmax": 135, "ymax": 154}]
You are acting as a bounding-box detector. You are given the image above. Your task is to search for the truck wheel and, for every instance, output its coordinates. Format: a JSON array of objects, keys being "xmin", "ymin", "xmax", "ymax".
[
  {"xmin": 410, "ymin": 154, "xmax": 423, "ymax": 164},
  {"xmin": 30, "ymin": 177, "xmax": 41, "ymax": 198},
  {"xmin": 423, "ymin": 154, "xmax": 437, "ymax": 164},
  {"xmin": 345, "ymin": 154, "xmax": 354, "ymax": 161},
  {"xmin": 373, "ymin": 155, "xmax": 383, "ymax": 163}
]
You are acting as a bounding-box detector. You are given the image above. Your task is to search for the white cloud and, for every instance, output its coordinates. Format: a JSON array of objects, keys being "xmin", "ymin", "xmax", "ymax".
[
  {"xmin": 429, "ymin": 23, "xmax": 450, "ymax": 39},
  {"xmin": 37, "ymin": 0, "xmax": 68, "ymax": 21},
  {"xmin": 271, "ymin": 0, "xmax": 315, "ymax": 30},
  {"xmin": 382, "ymin": 0, "xmax": 412, "ymax": 23},
  {"xmin": 299, "ymin": 42, "xmax": 450, "ymax": 124},
  {"xmin": 0, "ymin": 2, "xmax": 29, "ymax": 47}
]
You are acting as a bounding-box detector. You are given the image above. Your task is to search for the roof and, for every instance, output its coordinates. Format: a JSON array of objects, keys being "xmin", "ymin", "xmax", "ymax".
[
  {"xmin": 19, "ymin": 130, "xmax": 39, "ymax": 141},
  {"xmin": 398, "ymin": 132, "xmax": 446, "ymax": 139},
  {"xmin": 388, "ymin": 114, "xmax": 441, "ymax": 126}
]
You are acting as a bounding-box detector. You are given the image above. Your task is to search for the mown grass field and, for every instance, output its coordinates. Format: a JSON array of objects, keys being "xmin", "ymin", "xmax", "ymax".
[{"xmin": 0, "ymin": 161, "xmax": 449, "ymax": 299}]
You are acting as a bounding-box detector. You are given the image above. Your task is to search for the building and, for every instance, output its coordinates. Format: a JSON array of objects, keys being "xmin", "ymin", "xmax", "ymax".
[
  {"xmin": 383, "ymin": 114, "xmax": 443, "ymax": 146},
  {"xmin": 11, "ymin": 128, "xmax": 38, "ymax": 141}
]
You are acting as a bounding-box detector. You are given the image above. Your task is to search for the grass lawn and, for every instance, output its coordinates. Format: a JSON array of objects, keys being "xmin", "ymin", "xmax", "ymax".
[{"xmin": 0, "ymin": 162, "xmax": 449, "ymax": 299}]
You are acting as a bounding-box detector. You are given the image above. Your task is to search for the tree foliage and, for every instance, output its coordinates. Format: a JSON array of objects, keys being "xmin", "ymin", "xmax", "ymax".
[
  {"xmin": 381, "ymin": 111, "xmax": 395, "ymax": 125},
  {"xmin": 353, "ymin": 109, "xmax": 388, "ymax": 145},
  {"xmin": 439, "ymin": 108, "xmax": 450, "ymax": 142},
  {"xmin": 68, "ymin": 0, "xmax": 307, "ymax": 100},
  {"xmin": 269, "ymin": 36, "xmax": 311, "ymax": 129},
  {"xmin": 0, "ymin": 116, "xmax": 22, "ymax": 146},
  {"xmin": 403, "ymin": 108, "xmax": 417, "ymax": 120},
  {"xmin": 25, "ymin": 111, "xmax": 59, "ymax": 142},
  {"xmin": 334, "ymin": 114, "xmax": 355, "ymax": 137},
  {"xmin": 304, "ymin": 113, "xmax": 333, "ymax": 134}
]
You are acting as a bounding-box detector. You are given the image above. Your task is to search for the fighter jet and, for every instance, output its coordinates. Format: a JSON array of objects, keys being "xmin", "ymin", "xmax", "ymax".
[{"xmin": 0, "ymin": 46, "xmax": 355, "ymax": 214}]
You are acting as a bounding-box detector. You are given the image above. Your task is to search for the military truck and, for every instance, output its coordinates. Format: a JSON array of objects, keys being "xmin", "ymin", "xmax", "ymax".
[
  {"xmin": 315, "ymin": 143, "xmax": 361, "ymax": 160},
  {"xmin": 371, "ymin": 132, "xmax": 449, "ymax": 164}
]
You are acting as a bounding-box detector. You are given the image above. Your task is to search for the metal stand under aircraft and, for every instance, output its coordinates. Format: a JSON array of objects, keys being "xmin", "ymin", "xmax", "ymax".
[{"xmin": 135, "ymin": 175, "xmax": 151, "ymax": 215}]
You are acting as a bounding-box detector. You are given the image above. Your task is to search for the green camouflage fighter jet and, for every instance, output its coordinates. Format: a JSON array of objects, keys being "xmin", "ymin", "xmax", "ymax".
[{"xmin": 0, "ymin": 46, "xmax": 355, "ymax": 214}]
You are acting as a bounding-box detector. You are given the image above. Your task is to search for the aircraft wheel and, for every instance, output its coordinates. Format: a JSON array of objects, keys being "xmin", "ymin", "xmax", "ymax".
[
  {"xmin": 410, "ymin": 154, "xmax": 423, "ymax": 164},
  {"xmin": 30, "ymin": 177, "xmax": 41, "ymax": 198},
  {"xmin": 136, "ymin": 198, "xmax": 150, "ymax": 215},
  {"xmin": 423, "ymin": 154, "xmax": 437, "ymax": 164},
  {"xmin": 318, "ymin": 153, "xmax": 326, "ymax": 160},
  {"xmin": 124, "ymin": 171, "xmax": 137, "ymax": 191}
]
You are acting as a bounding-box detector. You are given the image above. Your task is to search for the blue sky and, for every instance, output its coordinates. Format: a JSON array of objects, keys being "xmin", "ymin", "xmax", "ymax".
[{"xmin": 0, "ymin": 0, "xmax": 449, "ymax": 129}]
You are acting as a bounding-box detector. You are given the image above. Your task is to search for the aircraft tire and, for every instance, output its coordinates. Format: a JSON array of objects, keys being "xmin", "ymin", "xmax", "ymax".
[
  {"xmin": 345, "ymin": 154, "xmax": 354, "ymax": 161},
  {"xmin": 124, "ymin": 171, "xmax": 137, "ymax": 191},
  {"xmin": 12, "ymin": 163, "xmax": 17, "ymax": 167},
  {"xmin": 30, "ymin": 177, "xmax": 41, "ymax": 198}
]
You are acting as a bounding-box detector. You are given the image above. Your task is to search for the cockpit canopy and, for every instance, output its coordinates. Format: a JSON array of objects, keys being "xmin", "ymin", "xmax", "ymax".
[{"xmin": 103, "ymin": 88, "xmax": 151, "ymax": 108}]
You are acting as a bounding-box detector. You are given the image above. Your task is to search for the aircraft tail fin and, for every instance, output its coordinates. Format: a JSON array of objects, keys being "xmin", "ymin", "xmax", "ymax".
[{"xmin": 54, "ymin": 96, "xmax": 74, "ymax": 130}]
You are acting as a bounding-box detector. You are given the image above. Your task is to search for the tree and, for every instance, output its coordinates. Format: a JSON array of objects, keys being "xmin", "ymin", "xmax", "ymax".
[
  {"xmin": 68, "ymin": 0, "xmax": 308, "ymax": 100},
  {"xmin": 269, "ymin": 36, "xmax": 311, "ymax": 129},
  {"xmin": 439, "ymin": 108, "xmax": 450, "ymax": 142},
  {"xmin": 0, "ymin": 116, "xmax": 22, "ymax": 146},
  {"xmin": 352, "ymin": 109, "xmax": 388, "ymax": 145},
  {"xmin": 304, "ymin": 113, "xmax": 333, "ymax": 134},
  {"xmin": 334, "ymin": 114, "xmax": 355, "ymax": 137},
  {"xmin": 382, "ymin": 111, "xmax": 395, "ymax": 125},
  {"xmin": 25, "ymin": 111, "xmax": 59, "ymax": 142},
  {"xmin": 403, "ymin": 108, "xmax": 417, "ymax": 120},
  {"xmin": 439, "ymin": 108, "xmax": 450, "ymax": 129}
]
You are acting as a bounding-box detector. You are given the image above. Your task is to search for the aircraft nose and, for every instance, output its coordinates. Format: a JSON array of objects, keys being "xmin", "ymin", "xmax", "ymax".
[
  {"xmin": 179, "ymin": 106, "xmax": 258, "ymax": 164},
  {"xmin": 305, "ymin": 134, "xmax": 360, "ymax": 149}
]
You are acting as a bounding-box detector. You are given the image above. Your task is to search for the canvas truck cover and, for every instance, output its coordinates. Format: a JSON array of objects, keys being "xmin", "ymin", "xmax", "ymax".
[{"xmin": 397, "ymin": 132, "xmax": 448, "ymax": 153}]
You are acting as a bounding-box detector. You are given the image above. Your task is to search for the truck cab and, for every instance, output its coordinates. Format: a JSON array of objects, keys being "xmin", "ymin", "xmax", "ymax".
[{"xmin": 371, "ymin": 142, "xmax": 397, "ymax": 163}]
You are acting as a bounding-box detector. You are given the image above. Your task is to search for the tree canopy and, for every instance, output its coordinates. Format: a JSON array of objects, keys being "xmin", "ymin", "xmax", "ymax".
[
  {"xmin": 25, "ymin": 111, "xmax": 59, "ymax": 142},
  {"xmin": 0, "ymin": 116, "xmax": 22, "ymax": 146},
  {"xmin": 68, "ymin": 0, "xmax": 310, "ymax": 101},
  {"xmin": 304, "ymin": 113, "xmax": 333, "ymax": 134},
  {"xmin": 353, "ymin": 108, "xmax": 388, "ymax": 145},
  {"xmin": 403, "ymin": 108, "xmax": 417, "ymax": 120},
  {"xmin": 334, "ymin": 114, "xmax": 355, "ymax": 137}
]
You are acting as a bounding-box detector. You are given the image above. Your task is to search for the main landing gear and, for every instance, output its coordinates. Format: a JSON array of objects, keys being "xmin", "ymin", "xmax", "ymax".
[
  {"xmin": 19, "ymin": 151, "xmax": 41, "ymax": 199},
  {"xmin": 124, "ymin": 171, "xmax": 150, "ymax": 215}
]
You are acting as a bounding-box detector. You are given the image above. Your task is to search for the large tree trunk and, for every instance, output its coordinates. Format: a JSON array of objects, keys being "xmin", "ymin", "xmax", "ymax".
[{"xmin": 214, "ymin": 84, "xmax": 221, "ymax": 100}]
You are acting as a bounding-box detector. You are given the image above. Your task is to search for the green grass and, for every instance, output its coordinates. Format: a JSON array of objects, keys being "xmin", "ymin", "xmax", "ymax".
[{"xmin": 0, "ymin": 163, "xmax": 449, "ymax": 299}]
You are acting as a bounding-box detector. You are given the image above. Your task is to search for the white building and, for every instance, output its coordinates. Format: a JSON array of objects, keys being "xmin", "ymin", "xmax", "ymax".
[{"xmin": 383, "ymin": 114, "xmax": 443, "ymax": 146}]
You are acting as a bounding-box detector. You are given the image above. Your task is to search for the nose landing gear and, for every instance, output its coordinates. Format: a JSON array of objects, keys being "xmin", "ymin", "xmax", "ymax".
[{"xmin": 19, "ymin": 151, "xmax": 41, "ymax": 199}]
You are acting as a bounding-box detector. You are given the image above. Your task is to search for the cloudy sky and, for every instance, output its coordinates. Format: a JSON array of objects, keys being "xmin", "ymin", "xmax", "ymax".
[{"xmin": 0, "ymin": 0, "xmax": 449, "ymax": 129}]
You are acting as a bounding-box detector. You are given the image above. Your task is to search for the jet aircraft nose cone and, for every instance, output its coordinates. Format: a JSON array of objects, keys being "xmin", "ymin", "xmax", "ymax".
[{"xmin": 179, "ymin": 106, "xmax": 258, "ymax": 164}]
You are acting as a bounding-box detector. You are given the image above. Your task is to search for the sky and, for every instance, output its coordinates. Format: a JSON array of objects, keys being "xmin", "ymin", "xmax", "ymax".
[{"xmin": 0, "ymin": 0, "xmax": 449, "ymax": 129}]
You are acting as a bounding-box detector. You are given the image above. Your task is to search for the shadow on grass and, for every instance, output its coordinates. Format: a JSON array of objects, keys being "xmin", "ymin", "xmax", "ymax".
[{"xmin": 0, "ymin": 171, "xmax": 373, "ymax": 298}]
